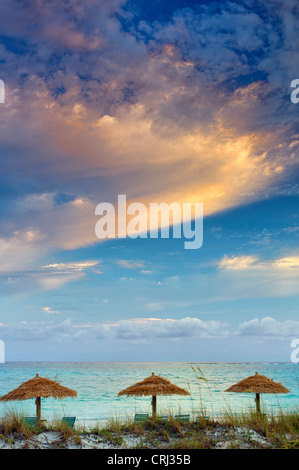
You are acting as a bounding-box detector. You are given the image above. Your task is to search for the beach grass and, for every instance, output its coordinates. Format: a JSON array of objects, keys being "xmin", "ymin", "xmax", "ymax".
[
  {"xmin": 0, "ymin": 409, "xmax": 42, "ymax": 440},
  {"xmin": 89, "ymin": 408, "xmax": 299, "ymax": 449},
  {"xmin": 0, "ymin": 407, "xmax": 298, "ymax": 448}
]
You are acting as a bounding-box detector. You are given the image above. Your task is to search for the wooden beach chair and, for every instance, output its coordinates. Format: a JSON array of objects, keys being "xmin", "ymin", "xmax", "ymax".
[
  {"xmin": 134, "ymin": 413, "xmax": 149, "ymax": 422},
  {"xmin": 61, "ymin": 416, "xmax": 76, "ymax": 428},
  {"xmin": 175, "ymin": 414, "xmax": 190, "ymax": 423},
  {"xmin": 193, "ymin": 410, "xmax": 209, "ymax": 422},
  {"xmin": 195, "ymin": 414, "xmax": 209, "ymax": 422},
  {"xmin": 23, "ymin": 417, "xmax": 38, "ymax": 427}
]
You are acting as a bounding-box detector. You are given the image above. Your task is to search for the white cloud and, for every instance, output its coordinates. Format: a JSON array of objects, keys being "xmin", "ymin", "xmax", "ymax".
[
  {"xmin": 152, "ymin": 280, "xmax": 163, "ymax": 286},
  {"xmin": 42, "ymin": 306, "xmax": 59, "ymax": 315},
  {"xmin": 274, "ymin": 257, "xmax": 299, "ymax": 269},
  {"xmin": 0, "ymin": 316, "xmax": 229, "ymax": 343},
  {"xmin": 113, "ymin": 317, "xmax": 229, "ymax": 341},
  {"xmin": 218, "ymin": 255, "xmax": 259, "ymax": 270},
  {"xmin": 0, "ymin": 193, "xmax": 99, "ymax": 277},
  {"xmin": 0, "ymin": 230, "xmax": 45, "ymax": 273},
  {"xmin": 0, "ymin": 258, "xmax": 101, "ymax": 294},
  {"xmin": 218, "ymin": 254, "xmax": 299, "ymax": 271},
  {"xmin": 237, "ymin": 316, "xmax": 299, "ymax": 338},
  {"xmin": 117, "ymin": 260, "xmax": 145, "ymax": 269},
  {"xmin": 210, "ymin": 253, "xmax": 299, "ymax": 300},
  {"xmin": 38, "ymin": 273, "xmax": 85, "ymax": 291},
  {"xmin": 0, "ymin": 319, "xmax": 73, "ymax": 342},
  {"xmin": 42, "ymin": 261, "xmax": 100, "ymax": 273},
  {"xmin": 1, "ymin": 316, "xmax": 298, "ymax": 345}
]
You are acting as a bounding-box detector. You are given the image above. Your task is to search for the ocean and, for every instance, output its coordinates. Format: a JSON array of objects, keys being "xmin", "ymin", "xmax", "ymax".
[{"xmin": 0, "ymin": 362, "xmax": 298, "ymax": 426}]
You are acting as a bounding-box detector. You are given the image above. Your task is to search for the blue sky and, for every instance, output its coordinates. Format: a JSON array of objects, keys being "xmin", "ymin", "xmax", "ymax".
[{"xmin": 0, "ymin": 0, "xmax": 299, "ymax": 361}]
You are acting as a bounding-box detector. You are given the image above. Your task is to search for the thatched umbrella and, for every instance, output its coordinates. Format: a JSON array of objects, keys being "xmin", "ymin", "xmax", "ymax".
[
  {"xmin": 224, "ymin": 372, "xmax": 290, "ymax": 414},
  {"xmin": 0, "ymin": 373, "xmax": 77, "ymax": 421},
  {"xmin": 118, "ymin": 372, "xmax": 190, "ymax": 416}
]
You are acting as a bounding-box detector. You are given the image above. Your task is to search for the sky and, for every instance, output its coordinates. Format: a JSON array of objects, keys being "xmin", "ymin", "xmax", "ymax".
[{"xmin": 0, "ymin": 0, "xmax": 299, "ymax": 361}]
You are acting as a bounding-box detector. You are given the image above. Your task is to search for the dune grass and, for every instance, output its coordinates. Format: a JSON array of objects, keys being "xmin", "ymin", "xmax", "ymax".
[
  {"xmin": 0, "ymin": 407, "xmax": 298, "ymax": 448},
  {"xmin": 88, "ymin": 409, "xmax": 299, "ymax": 448}
]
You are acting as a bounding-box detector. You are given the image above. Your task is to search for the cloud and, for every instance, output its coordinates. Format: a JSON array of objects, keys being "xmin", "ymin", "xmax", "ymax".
[
  {"xmin": 0, "ymin": 255, "xmax": 101, "ymax": 294},
  {"xmin": 42, "ymin": 306, "xmax": 59, "ymax": 315},
  {"xmin": 1, "ymin": 315, "xmax": 298, "ymax": 345},
  {"xmin": 0, "ymin": 319, "xmax": 74, "ymax": 342},
  {"xmin": 42, "ymin": 261, "xmax": 100, "ymax": 272},
  {"xmin": 237, "ymin": 316, "xmax": 299, "ymax": 338},
  {"xmin": 37, "ymin": 273, "xmax": 85, "ymax": 292},
  {"xmin": 0, "ymin": 189, "xmax": 102, "ymax": 293},
  {"xmin": 218, "ymin": 255, "xmax": 259, "ymax": 270},
  {"xmin": 1, "ymin": 0, "xmax": 299, "ymax": 294},
  {"xmin": 113, "ymin": 317, "xmax": 230, "ymax": 340},
  {"xmin": 0, "ymin": 192, "xmax": 98, "ymax": 273},
  {"xmin": 1, "ymin": 0, "xmax": 298, "ymax": 223},
  {"xmin": 117, "ymin": 260, "xmax": 145, "ymax": 269},
  {"xmin": 0, "ymin": 230, "xmax": 45, "ymax": 273},
  {"xmin": 0, "ymin": 316, "xmax": 229, "ymax": 343},
  {"xmin": 218, "ymin": 254, "xmax": 299, "ymax": 272},
  {"xmin": 274, "ymin": 257, "xmax": 299, "ymax": 269},
  {"xmin": 211, "ymin": 253, "xmax": 299, "ymax": 300}
]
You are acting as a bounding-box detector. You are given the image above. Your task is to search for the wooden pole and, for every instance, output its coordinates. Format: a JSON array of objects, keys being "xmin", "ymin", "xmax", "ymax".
[
  {"xmin": 255, "ymin": 393, "xmax": 261, "ymax": 414},
  {"xmin": 36, "ymin": 396, "xmax": 41, "ymax": 421},
  {"xmin": 152, "ymin": 395, "xmax": 157, "ymax": 416}
]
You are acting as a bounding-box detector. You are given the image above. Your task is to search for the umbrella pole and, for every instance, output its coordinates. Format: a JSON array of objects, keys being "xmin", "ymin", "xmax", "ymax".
[
  {"xmin": 152, "ymin": 395, "xmax": 157, "ymax": 417},
  {"xmin": 36, "ymin": 397, "xmax": 41, "ymax": 421},
  {"xmin": 255, "ymin": 393, "xmax": 261, "ymax": 414}
]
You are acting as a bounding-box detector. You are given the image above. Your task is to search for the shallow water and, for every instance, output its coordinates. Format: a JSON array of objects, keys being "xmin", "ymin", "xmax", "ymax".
[{"xmin": 0, "ymin": 362, "xmax": 298, "ymax": 425}]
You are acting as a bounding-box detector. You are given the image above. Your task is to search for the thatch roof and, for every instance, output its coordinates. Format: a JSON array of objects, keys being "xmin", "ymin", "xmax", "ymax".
[
  {"xmin": 0, "ymin": 373, "xmax": 77, "ymax": 402},
  {"xmin": 118, "ymin": 372, "xmax": 190, "ymax": 397},
  {"xmin": 225, "ymin": 372, "xmax": 290, "ymax": 394}
]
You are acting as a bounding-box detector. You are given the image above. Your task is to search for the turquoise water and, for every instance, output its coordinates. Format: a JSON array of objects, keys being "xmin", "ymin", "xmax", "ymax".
[{"xmin": 0, "ymin": 362, "xmax": 298, "ymax": 425}]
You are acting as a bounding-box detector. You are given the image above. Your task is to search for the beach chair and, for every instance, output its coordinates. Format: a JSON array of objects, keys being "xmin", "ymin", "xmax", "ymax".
[
  {"xmin": 175, "ymin": 414, "xmax": 190, "ymax": 423},
  {"xmin": 61, "ymin": 416, "xmax": 76, "ymax": 428},
  {"xmin": 194, "ymin": 410, "xmax": 209, "ymax": 422},
  {"xmin": 195, "ymin": 414, "xmax": 209, "ymax": 422},
  {"xmin": 23, "ymin": 417, "xmax": 38, "ymax": 427},
  {"xmin": 134, "ymin": 413, "xmax": 149, "ymax": 422}
]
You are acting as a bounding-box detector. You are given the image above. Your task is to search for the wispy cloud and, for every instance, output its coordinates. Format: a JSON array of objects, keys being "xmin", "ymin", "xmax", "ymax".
[
  {"xmin": 218, "ymin": 255, "xmax": 259, "ymax": 270},
  {"xmin": 0, "ymin": 258, "xmax": 102, "ymax": 294},
  {"xmin": 42, "ymin": 261, "xmax": 100, "ymax": 272},
  {"xmin": 211, "ymin": 253, "xmax": 299, "ymax": 300},
  {"xmin": 41, "ymin": 306, "xmax": 59, "ymax": 315},
  {"xmin": 117, "ymin": 260, "xmax": 145, "ymax": 269},
  {"xmin": 218, "ymin": 254, "xmax": 299, "ymax": 271}
]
